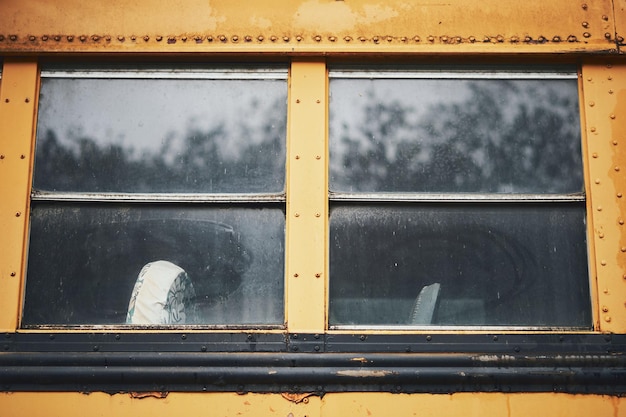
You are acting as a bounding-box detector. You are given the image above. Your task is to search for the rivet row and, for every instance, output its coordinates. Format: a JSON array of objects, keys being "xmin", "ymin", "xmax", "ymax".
[{"xmin": 0, "ymin": 33, "xmax": 587, "ymax": 45}]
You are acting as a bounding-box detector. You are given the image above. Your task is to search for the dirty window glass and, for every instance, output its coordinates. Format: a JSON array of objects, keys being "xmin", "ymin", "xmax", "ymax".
[
  {"xmin": 328, "ymin": 68, "xmax": 591, "ymax": 329},
  {"xmin": 34, "ymin": 70, "xmax": 286, "ymax": 194},
  {"xmin": 329, "ymin": 72, "xmax": 583, "ymax": 194},
  {"xmin": 24, "ymin": 67, "xmax": 286, "ymax": 327}
]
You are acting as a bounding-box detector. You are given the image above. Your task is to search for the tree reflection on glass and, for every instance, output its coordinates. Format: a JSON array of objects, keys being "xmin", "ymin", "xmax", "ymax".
[{"xmin": 330, "ymin": 78, "xmax": 583, "ymax": 193}]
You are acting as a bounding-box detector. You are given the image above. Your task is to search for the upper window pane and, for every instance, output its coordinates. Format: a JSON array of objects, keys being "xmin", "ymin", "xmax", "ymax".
[
  {"xmin": 34, "ymin": 68, "xmax": 287, "ymax": 194},
  {"xmin": 329, "ymin": 69, "xmax": 583, "ymax": 194}
]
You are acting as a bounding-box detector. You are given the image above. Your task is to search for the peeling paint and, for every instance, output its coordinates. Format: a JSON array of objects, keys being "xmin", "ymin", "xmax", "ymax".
[{"xmin": 336, "ymin": 370, "xmax": 394, "ymax": 377}]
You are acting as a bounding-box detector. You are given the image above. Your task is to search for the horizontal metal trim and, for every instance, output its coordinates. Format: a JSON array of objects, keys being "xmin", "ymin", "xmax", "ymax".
[
  {"xmin": 31, "ymin": 191, "xmax": 286, "ymax": 203},
  {"xmin": 329, "ymin": 192, "xmax": 585, "ymax": 203},
  {"xmin": 329, "ymin": 325, "xmax": 591, "ymax": 331},
  {"xmin": 0, "ymin": 350, "xmax": 624, "ymax": 394},
  {"xmin": 40, "ymin": 68, "xmax": 288, "ymax": 80},
  {"xmin": 329, "ymin": 70, "xmax": 578, "ymax": 79}
]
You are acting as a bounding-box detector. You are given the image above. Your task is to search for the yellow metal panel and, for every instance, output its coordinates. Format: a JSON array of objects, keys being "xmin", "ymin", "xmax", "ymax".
[
  {"xmin": 286, "ymin": 60, "xmax": 327, "ymax": 333},
  {"xmin": 616, "ymin": 0, "xmax": 626, "ymax": 47},
  {"xmin": 0, "ymin": 0, "xmax": 618, "ymax": 54},
  {"xmin": 582, "ymin": 62, "xmax": 626, "ymax": 333},
  {"xmin": 321, "ymin": 393, "xmax": 626, "ymax": 417},
  {"xmin": 0, "ymin": 60, "xmax": 38, "ymax": 332},
  {"xmin": 2, "ymin": 392, "xmax": 626, "ymax": 417},
  {"xmin": 0, "ymin": 392, "xmax": 319, "ymax": 417}
]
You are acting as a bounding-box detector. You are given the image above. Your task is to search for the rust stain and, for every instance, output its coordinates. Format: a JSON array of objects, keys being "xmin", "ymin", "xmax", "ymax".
[
  {"xmin": 281, "ymin": 392, "xmax": 317, "ymax": 403},
  {"xmin": 129, "ymin": 391, "xmax": 169, "ymax": 399}
]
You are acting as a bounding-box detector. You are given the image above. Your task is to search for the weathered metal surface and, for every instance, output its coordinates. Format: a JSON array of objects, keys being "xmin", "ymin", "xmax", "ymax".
[
  {"xmin": 0, "ymin": 0, "xmax": 619, "ymax": 54},
  {"xmin": 582, "ymin": 62, "xmax": 626, "ymax": 333},
  {"xmin": 0, "ymin": 60, "xmax": 37, "ymax": 332}
]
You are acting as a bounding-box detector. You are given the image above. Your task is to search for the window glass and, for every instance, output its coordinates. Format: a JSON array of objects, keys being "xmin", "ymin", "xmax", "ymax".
[
  {"xmin": 23, "ymin": 204, "xmax": 284, "ymax": 326},
  {"xmin": 24, "ymin": 67, "xmax": 287, "ymax": 327},
  {"xmin": 330, "ymin": 73, "xmax": 582, "ymax": 194},
  {"xmin": 329, "ymin": 204, "xmax": 590, "ymax": 327},
  {"xmin": 34, "ymin": 71, "xmax": 286, "ymax": 194},
  {"xmin": 328, "ymin": 68, "xmax": 591, "ymax": 329}
]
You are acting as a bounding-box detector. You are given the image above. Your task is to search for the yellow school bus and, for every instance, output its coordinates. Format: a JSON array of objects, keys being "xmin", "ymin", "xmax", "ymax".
[{"xmin": 1, "ymin": 1, "xmax": 626, "ymax": 415}]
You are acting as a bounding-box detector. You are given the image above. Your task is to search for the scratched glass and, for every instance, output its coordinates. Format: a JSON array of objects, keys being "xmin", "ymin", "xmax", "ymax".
[
  {"xmin": 329, "ymin": 204, "xmax": 591, "ymax": 328},
  {"xmin": 23, "ymin": 204, "xmax": 285, "ymax": 326},
  {"xmin": 34, "ymin": 73, "xmax": 287, "ymax": 194},
  {"xmin": 329, "ymin": 75, "xmax": 582, "ymax": 194}
]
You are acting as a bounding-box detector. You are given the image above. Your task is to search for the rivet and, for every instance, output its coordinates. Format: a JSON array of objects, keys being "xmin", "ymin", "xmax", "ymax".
[
  {"xmin": 53, "ymin": 35, "xmax": 60, "ymax": 42},
  {"xmin": 581, "ymin": 3, "xmax": 588, "ymax": 10},
  {"xmin": 615, "ymin": 166, "xmax": 620, "ymax": 171},
  {"xmin": 4, "ymin": 99, "xmax": 8, "ymax": 103},
  {"xmin": 598, "ymin": 232, "xmax": 604, "ymax": 238},
  {"xmin": 10, "ymin": 272, "xmax": 16, "ymax": 277},
  {"xmin": 608, "ymin": 75, "xmax": 613, "ymax": 80},
  {"xmin": 582, "ymin": 21, "xmax": 589, "ymax": 28},
  {"xmin": 587, "ymin": 77, "xmax": 593, "ymax": 81},
  {"xmin": 232, "ymin": 35, "xmax": 239, "ymax": 42},
  {"xmin": 15, "ymin": 212, "xmax": 20, "ymax": 217},
  {"xmin": 426, "ymin": 335, "xmax": 432, "ymax": 341},
  {"xmin": 344, "ymin": 36, "xmax": 352, "ymax": 42},
  {"xmin": 386, "ymin": 36, "xmax": 393, "ymax": 42},
  {"xmin": 595, "ymin": 178, "xmax": 601, "ymax": 184},
  {"xmin": 538, "ymin": 36, "xmax": 546, "ymax": 43},
  {"xmin": 219, "ymin": 35, "xmax": 227, "ymax": 42},
  {"xmin": 589, "ymin": 101, "xmax": 595, "ymax": 107},
  {"xmin": 524, "ymin": 36, "xmax": 532, "ymax": 42},
  {"xmin": 194, "ymin": 36, "xmax": 202, "ymax": 43},
  {"xmin": 0, "ymin": 35, "xmax": 4, "ymax": 41},
  {"xmin": 316, "ymin": 99, "xmax": 320, "ymax": 103},
  {"xmin": 181, "ymin": 36, "xmax": 187, "ymax": 42},
  {"xmin": 167, "ymin": 37, "xmax": 176, "ymax": 44},
  {"xmin": 605, "ymin": 33, "xmax": 612, "ymax": 40},
  {"xmin": 613, "ymin": 141, "xmax": 619, "ymax": 146},
  {"xmin": 441, "ymin": 36, "xmax": 448, "ymax": 43},
  {"xmin": 602, "ymin": 15, "xmax": 609, "ymax": 21},
  {"xmin": 295, "ymin": 155, "xmax": 300, "ymax": 159},
  {"xmin": 618, "ymin": 36, "xmax": 625, "ymax": 43},
  {"xmin": 293, "ymin": 273, "xmax": 299, "ymax": 278},
  {"xmin": 296, "ymin": 99, "xmax": 300, "ymax": 103},
  {"xmin": 25, "ymin": 98, "xmax": 29, "ymax": 103},
  {"xmin": 605, "ymin": 316, "xmax": 611, "ymax": 322},
  {"xmin": 315, "ymin": 155, "xmax": 321, "ymax": 160},
  {"xmin": 359, "ymin": 36, "xmax": 367, "ymax": 42},
  {"xmin": 373, "ymin": 36, "xmax": 379, "ymax": 43},
  {"xmin": 598, "ymin": 206, "xmax": 603, "ymax": 211},
  {"xmin": 510, "ymin": 36, "xmax": 519, "ymax": 43},
  {"xmin": 568, "ymin": 35, "xmax": 578, "ymax": 42},
  {"xmin": 92, "ymin": 35, "xmax": 100, "ymax": 42},
  {"xmin": 603, "ymin": 289, "xmax": 609, "ymax": 294},
  {"xmin": 270, "ymin": 36, "xmax": 277, "ymax": 42},
  {"xmin": 9, "ymin": 35, "xmax": 17, "ymax": 41},
  {"xmin": 400, "ymin": 36, "xmax": 407, "ymax": 42},
  {"xmin": 552, "ymin": 36, "xmax": 561, "ymax": 42},
  {"xmin": 207, "ymin": 35, "xmax": 214, "ymax": 42},
  {"xmin": 296, "ymin": 36, "xmax": 302, "ymax": 42},
  {"xmin": 455, "ymin": 36, "xmax": 462, "ymax": 43},
  {"xmin": 611, "ymin": 114, "xmax": 616, "ymax": 119},
  {"xmin": 413, "ymin": 36, "xmax": 421, "ymax": 42},
  {"xmin": 469, "ymin": 36, "xmax": 476, "ymax": 42},
  {"xmin": 315, "ymin": 213, "xmax": 321, "ymax": 217},
  {"xmin": 601, "ymin": 259, "xmax": 607, "ymax": 265},
  {"xmin": 619, "ymin": 218, "xmax": 625, "ymax": 225},
  {"xmin": 42, "ymin": 35, "xmax": 48, "ymax": 41},
  {"xmin": 131, "ymin": 35, "xmax": 136, "ymax": 41},
  {"xmin": 621, "ymin": 247, "xmax": 626, "ymax": 252},
  {"xmin": 590, "ymin": 127, "xmax": 596, "ymax": 132},
  {"xmin": 428, "ymin": 36, "xmax": 435, "ymax": 42},
  {"xmin": 257, "ymin": 35, "xmax": 264, "ymax": 42},
  {"xmin": 143, "ymin": 35, "xmax": 149, "ymax": 41},
  {"xmin": 329, "ymin": 36, "xmax": 336, "ymax": 42},
  {"xmin": 117, "ymin": 35, "xmax": 125, "ymax": 42},
  {"xmin": 156, "ymin": 35, "xmax": 163, "ymax": 42},
  {"xmin": 609, "ymin": 89, "xmax": 614, "ymax": 94},
  {"xmin": 315, "ymin": 273, "xmax": 321, "ymax": 278},
  {"xmin": 29, "ymin": 35, "xmax": 36, "ymax": 41},
  {"xmin": 314, "ymin": 35, "xmax": 322, "ymax": 42},
  {"xmin": 583, "ymin": 32, "xmax": 591, "ymax": 38},
  {"xmin": 0, "ymin": 155, "xmax": 4, "ymax": 159},
  {"xmin": 484, "ymin": 35, "xmax": 491, "ymax": 42},
  {"xmin": 283, "ymin": 36, "xmax": 289, "ymax": 42},
  {"xmin": 20, "ymin": 154, "xmax": 25, "ymax": 159},
  {"xmin": 602, "ymin": 306, "xmax": 609, "ymax": 312},
  {"xmin": 294, "ymin": 213, "xmax": 300, "ymax": 217}
]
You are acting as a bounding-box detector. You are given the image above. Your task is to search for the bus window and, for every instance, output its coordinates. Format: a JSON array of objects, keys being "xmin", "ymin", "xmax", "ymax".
[
  {"xmin": 328, "ymin": 67, "xmax": 591, "ymax": 329},
  {"xmin": 22, "ymin": 67, "xmax": 287, "ymax": 327}
]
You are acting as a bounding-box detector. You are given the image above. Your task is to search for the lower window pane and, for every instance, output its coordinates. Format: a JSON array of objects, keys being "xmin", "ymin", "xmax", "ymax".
[
  {"xmin": 23, "ymin": 204, "xmax": 284, "ymax": 326},
  {"xmin": 329, "ymin": 203, "xmax": 591, "ymax": 328}
]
